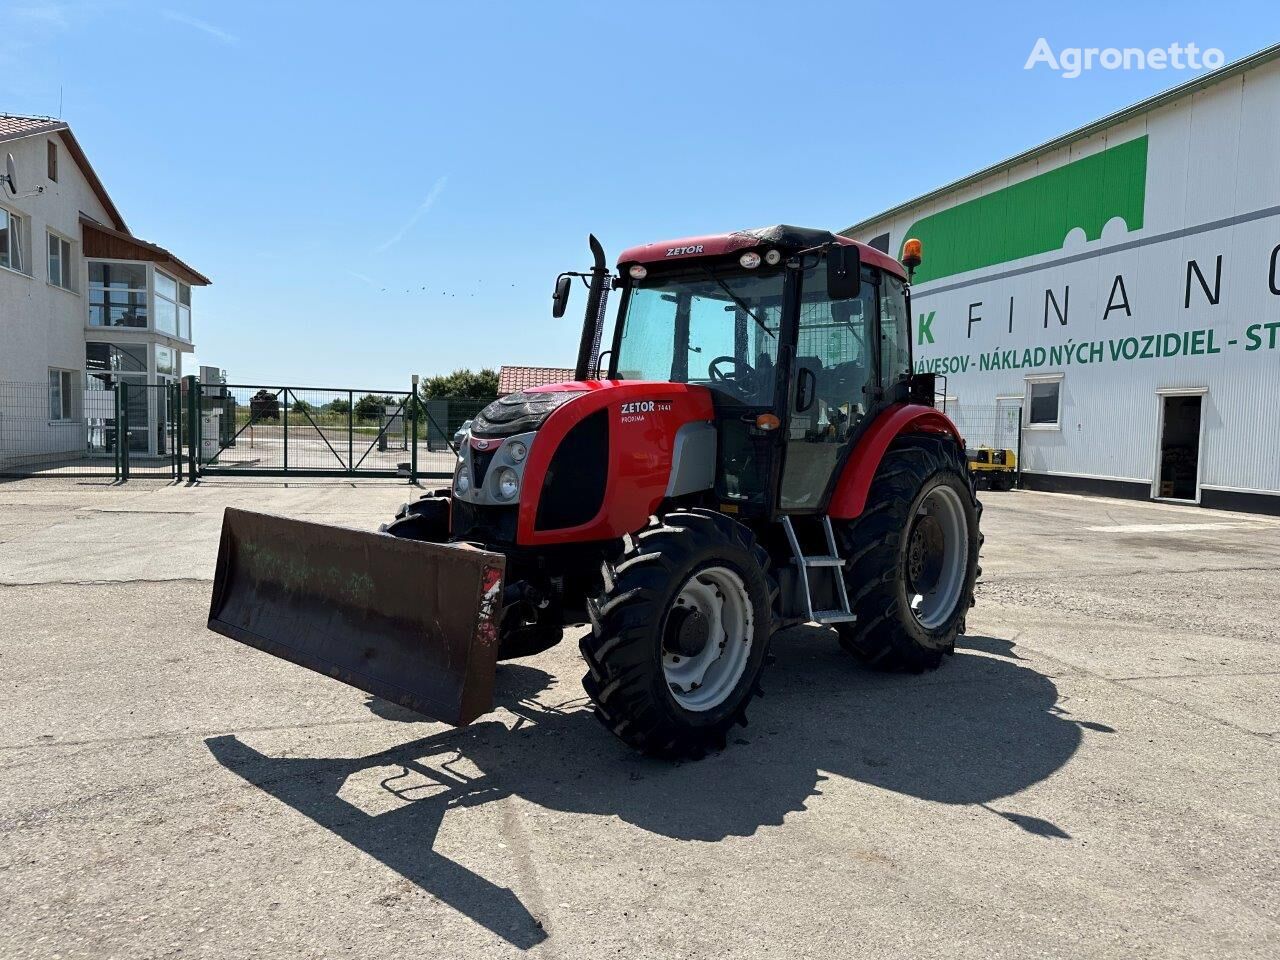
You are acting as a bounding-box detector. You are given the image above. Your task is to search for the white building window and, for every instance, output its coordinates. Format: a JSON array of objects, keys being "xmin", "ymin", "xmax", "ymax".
[
  {"xmin": 1, "ymin": 207, "xmax": 25, "ymax": 273},
  {"xmin": 49, "ymin": 369, "xmax": 75, "ymax": 421},
  {"xmin": 154, "ymin": 270, "xmax": 191, "ymax": 340},
  {"xmin": 48, "ymin": 232, "xmax": 74, "ymax": 291},
  {"xmin": 88, "ymin": 261, "xmax": 148, "ymax": 328},
  {"xmin": 1025, "ymin": 374, "xmax": 1063, "ymax": 429}
]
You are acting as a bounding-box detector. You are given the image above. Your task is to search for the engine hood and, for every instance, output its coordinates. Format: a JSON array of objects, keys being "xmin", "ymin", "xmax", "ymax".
[{"xmin": 471, "ymin": 388, "xmax": 589, "ymax": 439}]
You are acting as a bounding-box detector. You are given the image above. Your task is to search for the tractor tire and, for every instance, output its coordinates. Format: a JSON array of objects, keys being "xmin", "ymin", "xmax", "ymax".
[
  {"xmin": 380, "ymin": 488, "xmax": 451, "ymax": 542},
  {"xmin": 835, "ymin": 434, "xmax": 982, "ymax": 672},
  {"xmin": 581, "ymin": 509, "xmax": 777, "ymax": 759}
]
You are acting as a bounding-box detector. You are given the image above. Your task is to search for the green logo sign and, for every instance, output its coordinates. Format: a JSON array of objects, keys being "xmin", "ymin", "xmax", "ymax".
[{"xmin": 902, "ymin": 135, "xmax": 1149, "ymax": 285}]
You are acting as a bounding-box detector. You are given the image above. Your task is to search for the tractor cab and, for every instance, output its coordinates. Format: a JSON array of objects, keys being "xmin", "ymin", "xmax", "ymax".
[{"xmin": 608, "ymin": 225, "xmax": 919, "ymax": 517}]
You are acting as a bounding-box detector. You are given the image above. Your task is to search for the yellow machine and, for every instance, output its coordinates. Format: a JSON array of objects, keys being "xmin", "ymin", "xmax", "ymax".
[{"xmin": 967, "ymin": 446, "xmax": 1018, "ymax": 490}]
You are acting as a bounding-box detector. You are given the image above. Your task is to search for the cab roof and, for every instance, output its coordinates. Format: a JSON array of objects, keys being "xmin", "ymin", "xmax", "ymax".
[{"xmin": 616, "ymin": 224, "xmax": 907, "ymax": 280}]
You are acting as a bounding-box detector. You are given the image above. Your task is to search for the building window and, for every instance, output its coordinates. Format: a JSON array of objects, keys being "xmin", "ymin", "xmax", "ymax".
[
  {"xmin": 88, "ymin": 261, "xmax": 148, "ymax": 327},
  {"xmin": 155, "ymin": 344, "xmax": 176, "ymax": 376},
  {"xmin": 48, "ymin": 232, "xmax": 74, "ymax": 290},
  {"xmin": 1026, "ymin": 375, "xmax": 1063, "ymax": 428},
  {"xmin": 178, "ymin": 281, "xmax": 191, "ymax": 340},
  {"xmin": 47, "ymin": 140, "xmax": 58, "ymax": 182},
  {"xmin": 1, "ymin": 207, "xmax": 24, "ymax": 273},
  {"xmin": 155, "ymin": 270, "xmax": 178, "ymax": 337},
  {"xmin": 86, "ymin": 341, "xmax": 148, "ymax": 378},
  {"xmin": 49, "ymin": 369, "xmax": 75, "ymax": 421}
]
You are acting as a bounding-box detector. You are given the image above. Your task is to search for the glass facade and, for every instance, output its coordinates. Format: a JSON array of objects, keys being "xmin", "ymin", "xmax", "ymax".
[
  {"xmin": 89, "ymin": 262, "xmax": 149, "ymax": 328},
  {"xmin": 86, "ymin": 261, "xmax": 193, "ymax": 341}
]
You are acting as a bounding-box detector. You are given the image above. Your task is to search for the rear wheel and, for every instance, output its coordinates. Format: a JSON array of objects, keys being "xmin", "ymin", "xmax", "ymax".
[
  {"xmin": 582, "ymin": 509, "xmax": 776, "ymax": 759},
  {"xmin": 836, "ymin": 434, "xmax": 981, "ymax": 671}
]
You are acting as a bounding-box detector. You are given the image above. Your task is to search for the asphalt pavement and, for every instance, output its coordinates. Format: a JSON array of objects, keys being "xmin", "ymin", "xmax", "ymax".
[{"xmin": 1, "ymin": 478, "xmax": 1277, "ymax": 959}]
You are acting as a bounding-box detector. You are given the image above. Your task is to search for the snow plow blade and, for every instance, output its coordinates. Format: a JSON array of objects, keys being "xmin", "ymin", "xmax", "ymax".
[{"xmin": 207, "ymin": 508, "xmax": 506, "ymax": 726}]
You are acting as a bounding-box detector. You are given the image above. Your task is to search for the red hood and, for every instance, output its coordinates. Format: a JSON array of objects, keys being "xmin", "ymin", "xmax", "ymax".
[{"xmin": 615, "ymin": 225, "xmax": 907, "ymax": 280}]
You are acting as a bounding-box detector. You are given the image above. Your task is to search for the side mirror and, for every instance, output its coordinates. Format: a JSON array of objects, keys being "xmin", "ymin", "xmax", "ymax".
[
  {"xmin": 552, "ymin": 274, "xmax": 572, "ymax": 318},
  {"xmin": 826, "ymin": 243, "xmax": 861, "ymax": 301}
]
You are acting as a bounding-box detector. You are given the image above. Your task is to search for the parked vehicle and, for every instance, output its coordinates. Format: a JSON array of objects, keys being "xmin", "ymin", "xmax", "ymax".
[{"xmin": 208, "ymin": 226, "xmax": 982, "ymax": 758}]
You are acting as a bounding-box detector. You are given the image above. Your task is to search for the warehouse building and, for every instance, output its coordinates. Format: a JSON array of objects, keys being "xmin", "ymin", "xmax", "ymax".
[{"xmin": 844, "ymin": 44, "xmax": 1280, "ymax": 514}]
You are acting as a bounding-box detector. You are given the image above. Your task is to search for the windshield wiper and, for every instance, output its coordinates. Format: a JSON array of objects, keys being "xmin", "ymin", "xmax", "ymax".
[{"xmin": 699, "ymin": 265, "xmax": 776, "ymax": 340}]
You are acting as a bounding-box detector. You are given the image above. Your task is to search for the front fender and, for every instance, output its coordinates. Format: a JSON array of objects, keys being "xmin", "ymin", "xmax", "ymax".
[{"xmin": 827, "ymin": 404, "xmax": 963, "ymax": 519}]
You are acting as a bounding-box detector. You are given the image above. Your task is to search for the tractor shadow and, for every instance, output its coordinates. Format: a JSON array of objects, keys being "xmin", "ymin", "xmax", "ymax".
[{"xmin": 206, "ymin": 629, "xmax": 1104, "ymax": 949}]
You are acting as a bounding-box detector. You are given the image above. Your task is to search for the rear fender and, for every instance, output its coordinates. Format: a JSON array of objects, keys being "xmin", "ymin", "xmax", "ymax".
[{"xmin": 827, "ymin": 403, "xmax": 963, "ymax": 519}]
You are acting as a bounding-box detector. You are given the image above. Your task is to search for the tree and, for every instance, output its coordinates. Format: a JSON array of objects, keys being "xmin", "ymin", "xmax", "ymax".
[
  {"xmin": 419, "ymin": 368, "xmax": 499, "ymax": 400},
  {"xmin": 290, "ymin": 398, "xmax": 314, "ymax": 416},
  {"xmin": 249, "ymin": 389, "xmax": 280, "ymax": 421},
  {"xmin": 325, "ymin": 397, "xmax": 351, "ymax": 416},
  {"xmin": 354, "ymin": 393, "xmax": 395, "ymax": 422}
]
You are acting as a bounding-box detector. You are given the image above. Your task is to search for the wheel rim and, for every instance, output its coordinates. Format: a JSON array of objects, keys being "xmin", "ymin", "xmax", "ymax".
[
  {"xmin": 905, "ymin": 484, "xmax": 969, "ymax": 629},
  {"xmin": 661, "ymin": 566, "xmax": 753, "ymax": 712}
]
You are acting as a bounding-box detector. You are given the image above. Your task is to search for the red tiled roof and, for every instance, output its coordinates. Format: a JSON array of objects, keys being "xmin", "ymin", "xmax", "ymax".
[
  {"xmin": 498, "ymin": 365, "xmax": 576, "ymax": 394},
  {"xmin": 0, "ymin": 114, "xmax": 64, "ymax": 141}
]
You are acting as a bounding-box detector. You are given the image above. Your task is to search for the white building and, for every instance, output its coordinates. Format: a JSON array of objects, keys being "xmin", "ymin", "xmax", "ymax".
[
  {"xmin": 844, "ymin": 45, "xmax": 1280, "ymax": 515},
  {"xmin": 0, "ymin": 114, "xmax": 209, "ymax": 466}
]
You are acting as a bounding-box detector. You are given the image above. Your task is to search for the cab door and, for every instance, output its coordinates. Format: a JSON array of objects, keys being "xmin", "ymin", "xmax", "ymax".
[{"xmin": 778, "ymin": 264, "xmax": 884, "ymax": 512}]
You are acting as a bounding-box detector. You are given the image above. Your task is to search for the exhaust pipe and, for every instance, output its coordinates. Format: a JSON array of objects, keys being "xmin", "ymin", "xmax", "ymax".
[{"xmin": 573, "ymin": 235, "xmax": 609, "ymax": 381}]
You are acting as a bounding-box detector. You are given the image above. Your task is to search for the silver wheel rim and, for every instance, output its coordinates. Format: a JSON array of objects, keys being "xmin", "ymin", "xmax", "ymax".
[
  {"xmin": 661, "ymin": 566, "xmax": 753, "ymax": 712},
  {"xmin": 906, "ymin": 484, "xmax": 969, "ymax": 629}
]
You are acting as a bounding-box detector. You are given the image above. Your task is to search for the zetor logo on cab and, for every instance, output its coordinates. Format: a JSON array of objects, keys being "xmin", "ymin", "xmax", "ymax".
[{"xmin": 665, "ymin": 244, "xmax": 704, "ymax": 257}]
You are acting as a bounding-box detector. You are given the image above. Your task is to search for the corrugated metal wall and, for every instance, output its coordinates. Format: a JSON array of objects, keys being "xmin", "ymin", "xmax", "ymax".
[{"xmin": 853, "ymin": 58, "xmax": 1280, "ymax": 497}]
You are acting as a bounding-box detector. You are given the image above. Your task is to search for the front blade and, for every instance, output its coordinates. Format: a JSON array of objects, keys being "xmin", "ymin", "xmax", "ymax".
[{"xmin": 208, "ymin": 508, "xmax": 505, "ymax": 725}]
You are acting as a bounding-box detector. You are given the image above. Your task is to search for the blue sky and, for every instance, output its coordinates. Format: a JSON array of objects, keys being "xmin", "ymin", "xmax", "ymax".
[{"xmin": 3, "ymin": 1, "xmax": 1273, "ymax": 388}]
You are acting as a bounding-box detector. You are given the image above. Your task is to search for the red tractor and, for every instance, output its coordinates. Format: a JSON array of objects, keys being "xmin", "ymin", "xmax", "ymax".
[{"xmin": 209, "ymin": 225, "xmax": 982, "ymax": 758}]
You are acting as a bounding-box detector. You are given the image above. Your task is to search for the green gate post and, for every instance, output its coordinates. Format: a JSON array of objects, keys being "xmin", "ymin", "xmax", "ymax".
[
  {"xmin": 170, "ymin": 383, "xmax": 178, "ymax": 480},
  {"xmin": 113, "ymin": 382, "xmax": 123, "ymax": 481},
  {"xmin": 347, "ymin": 389, "xmax": 354, "ymax": 474},
  {"xmin": 185, "ymin": 376, "xmax": 199, "ymax": 478},
  {"xmin": 119, "ymin": 380, "xmax": 131, "ymax": 481},
  {"xmin": 282, "ymin": 388, "xmax": 289, "ymax": 473},
  {"xmin": 410, "ymin": 376, "xmax": 419, "ymax": 484}
]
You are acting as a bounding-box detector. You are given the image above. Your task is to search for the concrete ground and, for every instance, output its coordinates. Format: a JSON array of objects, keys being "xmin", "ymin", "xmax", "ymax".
[{"xmin": 1, "ymin": 478, "xmax": 1277, "ymax": 959}]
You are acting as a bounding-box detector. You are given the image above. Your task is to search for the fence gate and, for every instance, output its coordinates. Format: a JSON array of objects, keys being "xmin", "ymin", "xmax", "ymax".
[{"xmin": 190, "ymin": 380, "xmax": 490, "ymax": 480}]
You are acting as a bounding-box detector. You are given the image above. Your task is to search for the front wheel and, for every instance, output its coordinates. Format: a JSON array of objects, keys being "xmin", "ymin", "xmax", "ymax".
[
  {"xmin": 581, "ymin": 509, "xmax": 776, "ymax": 759},
  {"xmin": 836, "ymin": 434, "xmax": 982, "ymax": 671}
]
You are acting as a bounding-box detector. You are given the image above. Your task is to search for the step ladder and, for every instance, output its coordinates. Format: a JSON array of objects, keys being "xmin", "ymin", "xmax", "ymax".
[{"xmin": 781, "ymin": 515, "xmax": 857, "ymax": 625}]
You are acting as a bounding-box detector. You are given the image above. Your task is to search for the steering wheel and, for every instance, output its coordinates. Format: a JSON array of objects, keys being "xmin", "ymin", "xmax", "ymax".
[{"xmin": 708, "ymin": 355, "xmax": 755, "ymax": 385}]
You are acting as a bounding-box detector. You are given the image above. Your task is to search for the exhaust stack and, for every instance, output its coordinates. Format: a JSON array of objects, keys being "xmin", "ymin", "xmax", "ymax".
[{"xmin": 573, "ymin": 234, "xmax": 610, "ymax": 381}]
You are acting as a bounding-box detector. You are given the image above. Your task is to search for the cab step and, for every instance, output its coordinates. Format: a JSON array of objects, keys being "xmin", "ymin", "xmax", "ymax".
[
  {"xmin": 781, "ymin": 516, "xmax": 856, "ymax": 627},
  {"xmin": 811, "ymin": 609, "xmax": 858, "ymax": 624}
]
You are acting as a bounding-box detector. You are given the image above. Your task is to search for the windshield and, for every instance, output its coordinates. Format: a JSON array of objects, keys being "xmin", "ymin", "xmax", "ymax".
[{"xmin": 614, "ymin": 265, "xmax": 783, "ymax": 405}]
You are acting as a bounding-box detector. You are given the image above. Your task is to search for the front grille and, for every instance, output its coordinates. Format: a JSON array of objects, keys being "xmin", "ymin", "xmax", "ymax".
[{"xmin": 471, "ymin": 448, "xmax": 497, "ymax": 487}]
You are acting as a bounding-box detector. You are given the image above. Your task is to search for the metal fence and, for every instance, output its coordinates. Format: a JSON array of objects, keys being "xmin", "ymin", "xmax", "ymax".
[
  {"xmin": 944, "ymin": 400, "xmax": 1024, "ymax": 487},
  {"xmin": 0, "ymin": 376, "xmax": 497, "ymax": 482},
  {"xmin": 194, "ymin": 382, "xmax": 495, "ymax": 479},
  {"xmin": 0, "ymin": 379, "xmax": 183, "ymax": 479}
]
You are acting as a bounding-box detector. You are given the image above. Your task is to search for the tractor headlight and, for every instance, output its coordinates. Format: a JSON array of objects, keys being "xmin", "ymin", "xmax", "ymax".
[
  {"xmin": 506, "ymin": 439, "xmax": 528, "ymax": 463},
  {"xmin": 494, "ymin": 466, "xmax": 520, "ymax": 501},
  {"xmin": 455, "ymin": 468, "xmax": 470, "ymax": 494}
]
